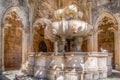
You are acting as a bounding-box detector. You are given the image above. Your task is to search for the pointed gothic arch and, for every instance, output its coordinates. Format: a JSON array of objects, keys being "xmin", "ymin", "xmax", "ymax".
[
  {"xmin": 33, "ymin": 19, "xmax": 53, "ymax": 52},
  {"xmin": 39, "ymin": 41, "xmax": 47, "ymax": 52},
  {"xmin": 1, "ymin": 6, "xmax": 28, "ymax": 70},
  {"xmin": 94, "ymin": 11, "xmax": 119, "ymax": 69}
]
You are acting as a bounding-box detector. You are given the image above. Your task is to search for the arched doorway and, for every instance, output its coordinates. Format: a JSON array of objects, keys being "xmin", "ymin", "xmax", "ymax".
[
  {"xmin": 2, "ymin": 7, "xmax": 27, "ymax": 70},
  {"xmin": 96, "ymin": 12, "xmax": 118, "ymax": 69},
  {"xmin": 39, "ymin": 41, "xmax": 47, "ymax": 52},
  {"xmin": 3, "ymin": 11, "xmax": 22, "ymax": 70},
  {"xmin": 33, "ymin": 19, "xmax": 53, "ymax": 52}
]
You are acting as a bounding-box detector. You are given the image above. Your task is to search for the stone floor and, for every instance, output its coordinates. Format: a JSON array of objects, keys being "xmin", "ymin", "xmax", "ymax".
[
  {"xmin": 105, "ymin": 70, "xmax": 120, "ymax": 80},
  {"xmin": 0, "ymin": 70, "xmax": 120, "ymax": 80}
]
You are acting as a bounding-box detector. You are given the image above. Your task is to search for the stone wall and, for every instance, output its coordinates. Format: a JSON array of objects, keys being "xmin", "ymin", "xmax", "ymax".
[
  {"xmin": 0, "ymin": 0, "xmax": 120, "ymax": 72},
  {"xmin": 92, "ymin": 0, "xmax": 120, "ymax": 24},
  {"xmin": 0, "ymin": 0, "xmax": 12, "ymax": 73},
  {"xmin": 0, "ymin": 0, "xmax": 29, "ymax": 72},
  {"xmin": 91, "ymin": 0, "xmax": 120, "ymax": 70}
]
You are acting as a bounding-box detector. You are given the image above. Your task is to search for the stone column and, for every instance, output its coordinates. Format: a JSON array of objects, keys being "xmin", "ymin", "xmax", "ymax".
[
  {"xmin": 93, "ymin": 33, "xmax": 98, "ymax": 52},
  {"xmin": 59, "ymin": 37, "xmax": 66, "ymax": 53},
  {"xmin": 54, "ymin": 41, "xmax": 58, "ymax": 54},
  {"xmin": 28, "ymin": 2, "xmax": 35, "ymax": 54},
  {"xmin": 1, "ymin": 28, "xmax": 4, "ymax": 71},
  {"xmin": 74, "ymin": 38, "xmax": 83, "ymax": 52},
  {"xmin": 78, "ymin": 38, "xmax": 83, "ymax": 52},
  {"xmin": 61, "ymin": 38, "xmax": 66, "ymax": 52},
  {"xmin": 114, "ymin": 30, "xmax": 120, "ymax": 70},
  {"xmin": 87, "ymin": 36, "xmax": 93, "ymax": 52},
  {"xmin": 88, "ymin": 1, "xmax": 92, "ymax": 24},
  {"xmin": 22, "ymin": 30, "xmax": 28, "ymax": 69},
  {"xmin": 87, "ymin": 32, "xmax": 98, "ymax": 52}
]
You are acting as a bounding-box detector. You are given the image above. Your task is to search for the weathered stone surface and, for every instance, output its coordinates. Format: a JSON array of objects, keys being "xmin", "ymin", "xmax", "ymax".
[{"xmin": 0, "ymin": 0, "xmax": 120, "ymax": 79}]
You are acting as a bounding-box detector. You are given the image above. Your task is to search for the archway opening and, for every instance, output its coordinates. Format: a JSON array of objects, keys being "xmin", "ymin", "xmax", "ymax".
[
  {"xmin": 33, "ymin": 20, "xmax": 53, "ymax": 52},
  {"xmin": 3, "ymin": 11, "xmax": 23, "ymax": 70},
  {"xmin": 97, "ymin": 13, "xmax": 118, "ymax": 69},
  {"xmin": 39, "ymin": 41, "xmax": 47, "ymax": 52}
]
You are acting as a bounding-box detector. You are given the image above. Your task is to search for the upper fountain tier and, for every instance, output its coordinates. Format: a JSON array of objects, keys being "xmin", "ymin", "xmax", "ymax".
[{"xmin": 45, "ymin": 4, "xmax": 93, "ymax": 41}]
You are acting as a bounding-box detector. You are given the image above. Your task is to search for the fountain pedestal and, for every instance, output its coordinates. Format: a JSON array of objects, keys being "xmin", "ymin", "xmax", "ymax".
[{"xmin": 27, "ymin": 52, "xmax": 112, "ymax": 80}]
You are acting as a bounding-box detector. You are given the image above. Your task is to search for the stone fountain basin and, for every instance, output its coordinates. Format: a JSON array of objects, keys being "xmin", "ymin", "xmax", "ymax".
[
  {"xmin": 27, "ymin": 52, "xmax": 112, "ymax": 80},
  {"xmin": 45, "ymin": 20, "xmax": 93, "ymax": 41}
]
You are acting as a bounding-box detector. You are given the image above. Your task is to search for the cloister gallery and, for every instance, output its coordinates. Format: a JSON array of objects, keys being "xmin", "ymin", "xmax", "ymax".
[{"xmin": 0, "ymin": 0, "xmax": 120, "ymax": 80}]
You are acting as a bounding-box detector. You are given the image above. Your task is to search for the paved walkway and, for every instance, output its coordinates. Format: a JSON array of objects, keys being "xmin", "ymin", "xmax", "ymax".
[
  {"xmin": 0, "ymin": 70, "xmax": 22, "ymax": 80},
  {"xmin": 0, "ymin": 70, "xmax": 120, "ymax": 80},
  {"xmin": 105, "ymin": 70, "xmax": 120, "ymax": 80}
]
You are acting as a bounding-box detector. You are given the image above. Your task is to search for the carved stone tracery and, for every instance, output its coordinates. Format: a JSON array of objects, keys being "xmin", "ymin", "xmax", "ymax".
[
  {"xmin": 98, "ymin": 16, "xmax": 117, "ymax": 51},
  {"xmin": 33, "ymin": 20, "xmax": 53, "ymax": 52},
  {"xmin": 3, "ymin": 10, "xmax": 23, "ymax": 70}
]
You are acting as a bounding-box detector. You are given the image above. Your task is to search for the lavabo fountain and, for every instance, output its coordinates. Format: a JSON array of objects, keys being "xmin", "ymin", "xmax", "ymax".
[{"xmin": 27, "ymin": 4, "xmax": 113, "ymax": 80}]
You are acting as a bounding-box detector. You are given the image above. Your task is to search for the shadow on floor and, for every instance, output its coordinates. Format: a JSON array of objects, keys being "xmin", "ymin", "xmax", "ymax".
[
  {"xmin": 0, "ymin": 75, "xmax": 10, "ymax": 80},
  {"xmin": 110, "ymin": 71, "xmax": 120, "ymax": 78}
]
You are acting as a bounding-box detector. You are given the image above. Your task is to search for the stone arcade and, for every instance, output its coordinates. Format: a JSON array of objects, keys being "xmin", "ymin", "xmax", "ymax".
[{"xmin": 0, "ymin": 0, "xmax": 120, "ymax": 80}]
